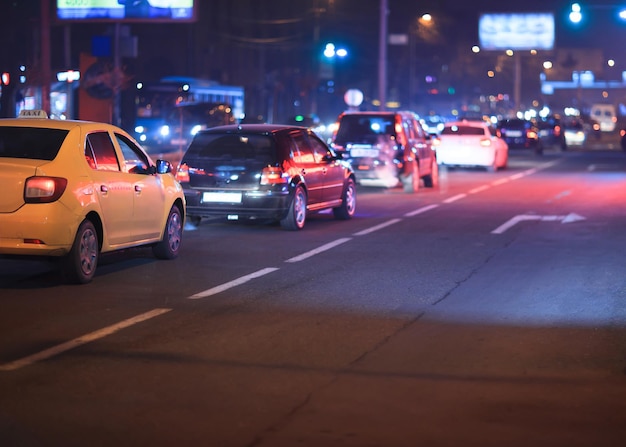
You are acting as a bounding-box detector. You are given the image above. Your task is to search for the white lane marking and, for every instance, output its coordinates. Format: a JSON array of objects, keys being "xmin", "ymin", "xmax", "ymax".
[
  {"xmin": 443, "ymin": 193, "xmax": 466, "ymax": 203},
  {"xmin": 491, "ymin": 213, "xmax": 586, "ymax": 234},
  {"xmin": 0, "ymin": 308, "xmax": 172, "ymax": 372},
  {"xmin": 405, "ymin": 203, "xmax": 439, "ymax": 217},
  {"xmin": 188, "ymin": 267, "xmax": 279, "ymax": 299},
  {"xmin": 469, "ymin": 185, "xmax": 491, "ymax": 194},
  {"xmin": 285, "ymin": 238, "xmax": 352, "ymax": 263},
  {"xmin": 491, "ymin": 178, "xmax": 511, "ymax": 186},
  {"xmin": 353, "ymin": 218, "xmax": 402, "ymax": 236}
]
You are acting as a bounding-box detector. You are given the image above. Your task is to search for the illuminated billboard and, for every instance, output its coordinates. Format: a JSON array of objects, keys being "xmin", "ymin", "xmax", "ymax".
[
  {"xmin": 56, "ymin": 0, "xmax": 196, "ymax": 22},
  {"xmin": 479, "ymin": 13, "xmax": 554, "ymax": 51}
]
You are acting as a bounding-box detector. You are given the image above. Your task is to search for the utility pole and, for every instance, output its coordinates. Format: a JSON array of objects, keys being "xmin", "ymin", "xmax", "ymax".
[
  {"xmin": 40, "ymin": 0, "xmax": 51, "ymax": 114},
  {"xmin": 378, "ymin": 0, "xmax": 387, "ymax": 110}
]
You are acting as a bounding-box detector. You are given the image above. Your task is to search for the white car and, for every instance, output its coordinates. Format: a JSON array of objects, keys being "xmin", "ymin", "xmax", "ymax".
[{"xmin": 434, "ymin": 120, "xmax": 509, "ymax": 172}]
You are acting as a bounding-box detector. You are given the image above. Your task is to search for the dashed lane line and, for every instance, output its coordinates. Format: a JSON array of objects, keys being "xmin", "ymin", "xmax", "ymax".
[{"xmin": 0, "ymin": 308, "xmax": 172, "ymax": 372}]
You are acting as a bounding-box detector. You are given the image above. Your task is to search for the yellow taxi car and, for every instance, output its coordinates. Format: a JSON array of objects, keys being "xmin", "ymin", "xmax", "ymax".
[{"xmin": 0, "ymin": 110, "xmax": 186, "ymax": 284}]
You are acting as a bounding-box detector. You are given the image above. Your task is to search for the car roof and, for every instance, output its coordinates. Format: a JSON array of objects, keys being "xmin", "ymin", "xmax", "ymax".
[
  {"xmin": 339, "ymin": 110, "xmax": 417, "ymax": 118},
  {"xmin": 0, "ymin": 113, "xmax": 118, "ymax": 132},
  {"xmin": 444, "ymin": 120, "xmax": 489, "ymax": 128},
  {"xmin": 200, "ymin": 124, "xmax": 309, "ymax": 134}
]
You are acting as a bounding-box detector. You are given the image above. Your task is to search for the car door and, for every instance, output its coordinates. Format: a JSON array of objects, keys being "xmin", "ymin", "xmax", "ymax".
[
  {"xmin": 407, "ymin": 116, "xmax": 433, "ymax": 175},
  {"xmin": 85, "ymin": 131, "xmax": 134, "ymax": 246},
  {"xmin": 307, "ymin": 131, "xmax": 345, "ymax": 204},
  {"xmin": 289, "ymin": 130, "xmax": 324, "ymax": 205},
  {"xmin": 113, "ymin": 132, "xmax": 166, "ymax": 242}
]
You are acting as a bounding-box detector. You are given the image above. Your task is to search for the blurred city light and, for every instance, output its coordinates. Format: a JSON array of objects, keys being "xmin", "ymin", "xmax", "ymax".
[
  {"xmin": 323, "ymin": 43, "xmax": 347, "ymax": 59},
  {"xmin": 569, "ymin": 3, "xmax": 582, "ymax": 24}
]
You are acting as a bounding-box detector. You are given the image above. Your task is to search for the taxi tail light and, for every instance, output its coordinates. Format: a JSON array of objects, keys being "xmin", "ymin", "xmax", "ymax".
[
  {"xmin": 260, "ymin": 166, "xmax": 288, "ymax": 185},
  {"xmin": 175, "ymin": 163, "xmax": 190, "ymax": 183},
  {"xmin": 24, "ymin": 176, "xmax": 67, "ymax": 203},
  {"xmin": 479, "ymin": 138, "xmax": 492, "ymax": 147}
]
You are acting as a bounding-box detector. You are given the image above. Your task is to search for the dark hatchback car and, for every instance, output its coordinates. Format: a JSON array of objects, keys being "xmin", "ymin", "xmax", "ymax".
[
  {"xmin": 176, "ymin": 124, "xmax": 356, "ymax": 230},
  {"xmin": 497, "ymin": 118, "xmax": 543, "ymax": 154}
]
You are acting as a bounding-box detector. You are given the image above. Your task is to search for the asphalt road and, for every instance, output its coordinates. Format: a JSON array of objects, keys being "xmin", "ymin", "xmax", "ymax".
[{"xmin": 1, "ymin": 146, "xmax": 625, "ymax": 447}]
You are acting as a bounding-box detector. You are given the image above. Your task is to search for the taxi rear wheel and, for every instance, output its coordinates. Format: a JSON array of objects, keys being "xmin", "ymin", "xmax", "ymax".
[
  {"xmin": 153, "ymin": 205, "xmax": 183, "ymax": 259},
  {"xmin": 62, "ymin": 219, "xmax": 99, "ymax": 284}
]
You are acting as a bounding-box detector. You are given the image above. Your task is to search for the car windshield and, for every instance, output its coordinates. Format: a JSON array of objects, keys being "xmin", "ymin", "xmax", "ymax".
[
  {"xmin": 0, "ymin": 127, "xmax": 68, "ymax": 160},
  {"xmin": 334, "ymin": 115, "xmax": 395, "ymax": 145},
  {"xmin": 441, "ymin": 125, "xmax": 485, "ymax": 136},
  {"xmin": 186, "ymin": 133, "xmax": 277, "ymax": 164}
]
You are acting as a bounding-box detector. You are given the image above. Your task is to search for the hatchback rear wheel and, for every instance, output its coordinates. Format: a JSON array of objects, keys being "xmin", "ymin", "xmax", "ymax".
[
  {"xmin": 281, "ymin": 186, "xmax": 307, "ymax": 230},
  {"xmin": 333, "ymin": 178, "xmax": 356, "ymax": 220}
]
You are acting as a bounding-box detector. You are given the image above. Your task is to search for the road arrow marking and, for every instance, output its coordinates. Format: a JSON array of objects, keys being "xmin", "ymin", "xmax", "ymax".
[{"xmin": 491, "ymin": 213, "xmax": 585, "ymax": 234}]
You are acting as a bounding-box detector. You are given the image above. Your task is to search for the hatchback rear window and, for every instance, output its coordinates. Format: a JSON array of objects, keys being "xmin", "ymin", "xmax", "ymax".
[
  {"xmin": 186, "ymin": 133, "xmax": 276, "ymax": 164},
  {"xmin": 0, "ymin": 127, "xmax": 68, "ymax": 160},
  {"xmin": 441, "ymin": 126, "xmax": 485, "ymax": 136}
]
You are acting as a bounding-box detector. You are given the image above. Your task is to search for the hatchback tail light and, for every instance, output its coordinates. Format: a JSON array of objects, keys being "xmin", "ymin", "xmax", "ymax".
[
  {"xmin": 175, "ymin": 163, "xmax": 190, "ymax": 183},
  {"xmin": 24, "ymin": 176, "xmax": 67, "ymax": 203},
  {"xmin": 260, "ymin": 166, "xmax": 288, "ymax": 185}
]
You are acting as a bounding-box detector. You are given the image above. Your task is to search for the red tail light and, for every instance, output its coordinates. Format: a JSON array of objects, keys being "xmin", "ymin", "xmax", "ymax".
[
  {"xmin": 526, "ymin": 129, "xmax": 538, "ymax": 140},
  {"xmin": 24, "ymin": 177, "xmax": 67, "ymax": 203},
  {"xmin": 260, "ymin": 166, "xmax": 287, "ymax": 185},
  {"xmin": 175, "ymin": 163, "xmax": 190, "ymax": 183}
]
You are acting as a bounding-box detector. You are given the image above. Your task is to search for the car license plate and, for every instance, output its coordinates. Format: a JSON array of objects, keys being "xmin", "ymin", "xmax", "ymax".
[
  {"xmin": 350, "ymin": 148, "xmax": 379, "ymax": 158},
  {"xmin": 171, "ymin": 138, "xmax": 188, "ymax": 145},
  {"xmin": 505, "ymin": 130, "xmax": 522, "ymax": 137},
  {"xmin": 202, "ymin": 192, "xmax": 242, "ymax": 203}
]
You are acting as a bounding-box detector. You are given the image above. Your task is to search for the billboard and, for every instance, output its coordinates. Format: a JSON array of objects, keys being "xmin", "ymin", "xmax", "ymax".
[
  {"xmin": 56, "ymin": 1, "xmax": 196, "ymax": 22},
  {"xmin": 479, "ymin": 13, "xmax": 554, "ymax": 51}
]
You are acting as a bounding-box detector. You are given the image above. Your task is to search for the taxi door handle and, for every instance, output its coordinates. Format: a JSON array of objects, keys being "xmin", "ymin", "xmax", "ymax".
[
  {"xmin": 135, "ymin": 185, "xmax": 142, "ymax": 193},
  {"xmin": 100, "ymin": 185, "xmax": 108, "ymax": 194}
]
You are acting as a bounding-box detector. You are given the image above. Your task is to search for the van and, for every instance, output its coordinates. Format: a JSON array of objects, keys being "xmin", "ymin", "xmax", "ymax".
[{"xmin": 590, "ymin": 104, "xmax": 617, "ymax": 132}]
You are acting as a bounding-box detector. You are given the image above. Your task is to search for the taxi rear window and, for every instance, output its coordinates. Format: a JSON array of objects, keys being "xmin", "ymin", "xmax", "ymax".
[{"xmin": 0, "ymin": 127, "xmax": 68, "ymax": 160}]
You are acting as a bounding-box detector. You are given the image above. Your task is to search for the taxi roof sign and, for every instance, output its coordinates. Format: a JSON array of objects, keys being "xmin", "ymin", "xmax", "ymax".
[{"xmin": 18, "ymin": 110, "xmax": 49, "ymax": 119}]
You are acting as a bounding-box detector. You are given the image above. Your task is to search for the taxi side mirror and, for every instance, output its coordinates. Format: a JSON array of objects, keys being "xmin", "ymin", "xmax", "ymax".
[{"xmin": 156, "ymin": 159, "xmax": 172, "ymax": 174}]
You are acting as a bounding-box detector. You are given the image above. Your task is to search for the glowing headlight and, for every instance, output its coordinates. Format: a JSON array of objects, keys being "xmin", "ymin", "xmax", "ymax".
[
  {"xmin": 159, "ymin": 125, "xmax": 170, "ymax": 137},
  {"xmin": 135, "ymin": 125, "xmax": 145, "ymax": 133}
]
